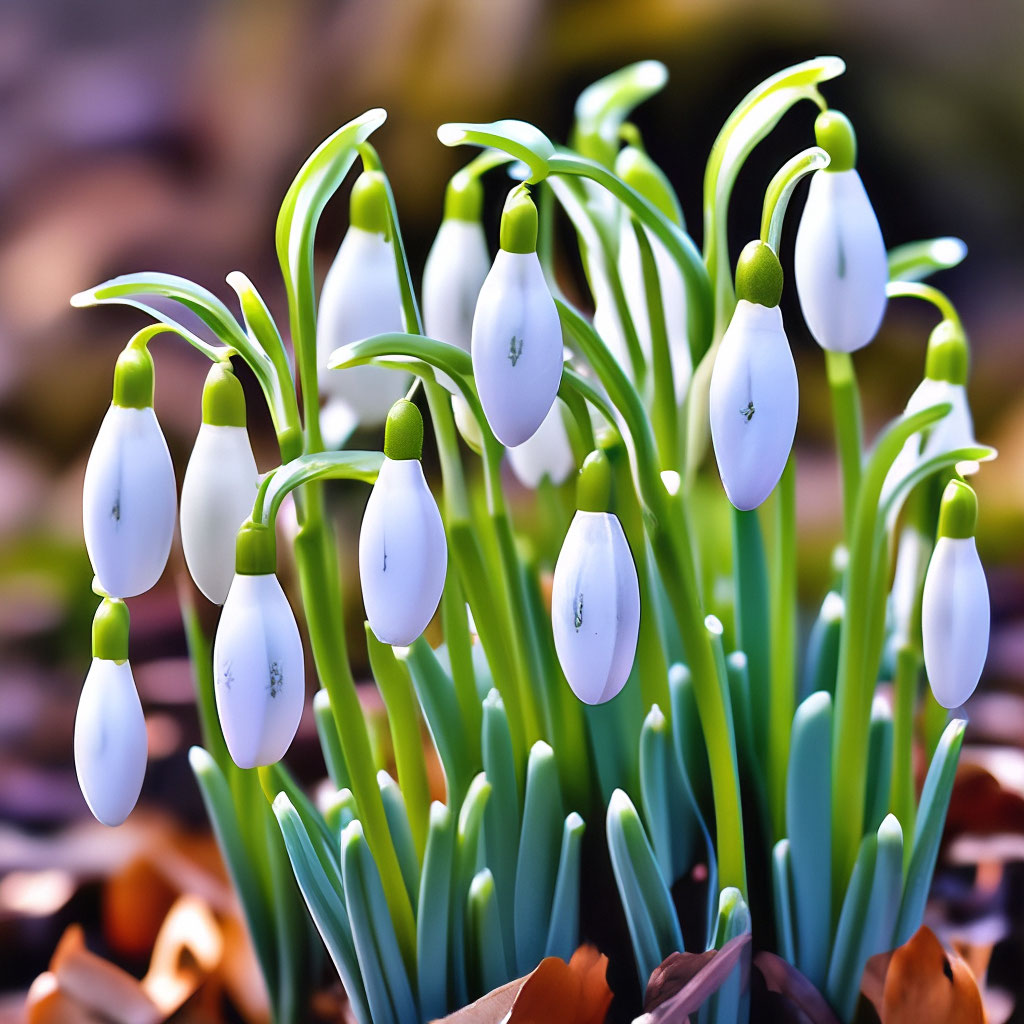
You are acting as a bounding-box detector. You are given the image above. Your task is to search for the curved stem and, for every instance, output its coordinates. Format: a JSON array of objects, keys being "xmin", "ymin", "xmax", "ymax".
[
  {"xmin": 760, "ymin": 146, "xmax": 830, "ymax": 253},
  {"xmin": 885, "ymin": 281, "xmax": 962, "ymax": 328},
  {"xmin": 887, "ymin": 237, "xmax": 967, "ymax": 283}
]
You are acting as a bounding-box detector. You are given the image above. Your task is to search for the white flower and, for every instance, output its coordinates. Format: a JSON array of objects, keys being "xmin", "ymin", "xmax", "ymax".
[
  {"xmin": 83, "ymin": 403, "xmax": 177, "ymax": 598},
  {"xmin": 213, "ymin": 572, "xmax": 305, "ymax": 769},
  {"xmin": 551, "ymin": 510, "xmax": 640, "ymax": 704},
  {"xmin": 359, "ymin": 456, "xmax": 447, "ymax": 646},
  {"xmin": 75, "ymin": 657, "xmax": 147, "ymax": 826},
  {"xmin": 709, "ymin": 298, "xmax": 798, "ymax": 511},
  {"xmin": 507, "ymin": 399, "xmax": 575, "ymax": 488}
]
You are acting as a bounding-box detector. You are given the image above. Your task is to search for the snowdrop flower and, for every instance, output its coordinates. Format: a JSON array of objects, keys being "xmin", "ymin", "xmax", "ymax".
[
  {"xmin": 317, "ymin": 171, "xmax": 409, "ymax": 443},
  {"xmin": 180, "ymin": 364, "xmax": 259, "ymax": 604},
  {"xmin": 710, "ymin": 242, "xmax": 798, "ymax": 510},
  {"xmin": 471, "ymin": 185, "xmax": 563, "ymax": 446},
  {"xmin": 359, "ymin": 400, "xmax": 447, "ymax": 645},
  {"xmin": 507, "ymin": 398, "xmax": 575, "ymax": 488},
  {"xmin": 75, "ymin": 599, "xmax": 147, "ymax": 826},
  {"xmin": 922, "ymin": 479, "xmax": 989, "ymax": 708},
  {"xmin": 794, "ymin": 110, "xmax": 887, "ymax": 353},
  {"xmin": 82, "ymin": 342, "xmax": 177, "ymax": 597},
  {"xmin": 213, "ymin": 522, "xmax": 304, "ymax": 769},
  {"xmin": 552, "ymin": 450, "xmax": 640, "ymax": 704}
]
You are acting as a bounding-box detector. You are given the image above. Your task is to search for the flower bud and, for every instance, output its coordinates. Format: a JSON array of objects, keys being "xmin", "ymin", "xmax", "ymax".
[
  {"xmin": 317, "ymin": 171, "xmax": 409, "ymax": 441},
  {"xmin": 551, "ymin": 451, "xmax": 640, "ymax": 704},
  {"xmin": 794, "ymin": 111, "xmax": 887, "ymax": 353},
  {"xmin": 180, "ymin": 364, "xmax": 259, "ymax": 604},
  {"xmin": 922, "ymin": 480, "xmax": 989, "ymax": 708},
  {"xmin": 75, "ymin": 599, "xmax": 146, "ymax": 826},
  {"xmin": 709, "ymin": 244, "xmax": 797, "ymax": 510},
  {"xmin": 507, "ymin": 399, "xmax": 575, "ymax": 488},
  {"xmin": 471, "ymin": 185, "xmax": 563, "ymax": 447},
  {"xmin": 83, "ymin": 345, "xmax": 177, "ymax": 597},
  {"xmin": 213, "ymin": 523, "xmax": 304, "ymax": 769},
  {"xmin": 359, "ymin": 401, "xmax": 447, "ymax": 645}
]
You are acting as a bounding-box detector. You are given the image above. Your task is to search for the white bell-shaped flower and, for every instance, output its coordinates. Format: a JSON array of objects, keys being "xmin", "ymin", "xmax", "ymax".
[
  {"xmin": 83, "ymin": 344, "xmax": 176, "ymax": 598},
  {"xmin": 794, "ymin": 111, "xmax": 887, "ymax": 353},
  {"xmin": 317, "ymin": 171, "xmax": 409, "ymax": 439},
  {"xmin": 551, "ymin": 451, "xmax": 640, "ymax": 704},
  {"xmin": 75, "ymin": 600, "xmax": 147, "ymax": 826},
  {"xmin": 180, "ymin": 364, "xmax": 259, "ymax": 604},
  {"xmin": 213, "ymin": 524, "xmax": 304, "ymax": 769},
  {"xmin": 709, "ymin": 243, "xmax": 798, "ymax": 511},
  {"xmin": 359, "ymin": 400, "xmax": 447, "ymax": 646},
  {"xmin": 507, "ymin": 399, "xmax": 575, "ymax": 488},
  {"xmin": 471, "ymin": 185, "xmax": 563, "ymax": 447},
  {"xmin": 922, "ymin": 480, "xmax": 989, "ymax": 708}
]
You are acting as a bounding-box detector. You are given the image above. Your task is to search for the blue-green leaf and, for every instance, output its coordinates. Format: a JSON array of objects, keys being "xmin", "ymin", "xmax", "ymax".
[
  {"xmin": 800, "ymin": 592, "xmax": 843, "ymax": 700},
  {"xmin": 378, "ymin": 771, "xmax": 420, "ymax": 908},
  {"xmin": 467, "ymin": 868, "xmax": 509, "ymax": 999},
  {"xmin": 417, "ymin": 802, "xmax": 455, "ymax": 1021},
  {"xmin": 699, "ymin": 887, "xmax": 751, "ymax": 1024},
  {"xmin": 864, "ymin": 698, "xmax": 894, "ymax": 835},
  {"xmin": 313, "ymin": 690, "xmax": 349, "ymax": 790},
  {"xmin": 771, "ymin": 839, "xmax": 797, "ymax": 965},
  {"xmin": 451, "ymin": 774, "xmax": 491, "ymax": 1007},
  {"xmin": 545, "ymin": 812, "xmax": 586, "ymax": 961}
]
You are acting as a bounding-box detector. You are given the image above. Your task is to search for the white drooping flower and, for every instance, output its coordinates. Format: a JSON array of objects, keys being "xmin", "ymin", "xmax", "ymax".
[
  {"xmin": 213, "ymin": 530, "xmax": 305, "ymax": 769},
  {"xmin": 180, "ymin": 365, "xmax": 259, "ymax": 605},
  {"xmin": 794, "ymin": 111, "xmax": 887, "ymax": 353},
  {"xmin": 83, "ymin": 345, "xmax": 176, "ymax": 598},
  {"xmin": 709, "ymin": 244, "xmax": 797, "ymax": 511},
  {"xmin": 317, "ymin": 171, "xmax": 409, "ymax": 444},
  {"xmin": 471, "ymin": 185, "xmax": 563, "ymax": 447},
  {"xmin": 922, "ymin": 480, "xmax": 989, "ymax": 709},
  {"xmin": 551, "ymin": 451, "xmax": 640, "ymax": 705},
  {"xmin": 359, "ymin": 400, "xmax": 447, "ymax": 646},
  {"xmin": 507, "ymin": 399, "xmax": 576, "ymax": 489}
]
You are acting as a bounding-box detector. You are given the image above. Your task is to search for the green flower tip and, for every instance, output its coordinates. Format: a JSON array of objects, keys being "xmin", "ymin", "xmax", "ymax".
[
  {"xmin": 235, "ymin": 519, "xmax": 276, "ymax": 575},
  {"xmin": 202, "ymin": 362, "xmax": 246, "ymax": 427},
  {"xmin": 444, "ymin": 171, "xmax": 484, "ymax": 223},
  {"xmin": 112, "ymin": 344, "xmax": 155, "ymax": 409},
  {"xmin": 350, "ymin": 170, "xmax": 390, "ymax": 236},
  {"xmin": 925, "ymin": 319, "xmax": 969, "ymax": 386},
  {"xmin": 576, "ymin": 449, "xmax": 612, "ymax": 513},
  {"xmin": 614, "ymin": 146, "xmax": 682, "ymax": 226},
  {"xmin": 92, "ymin": 597, "xmax": 130, "ymax": 662},
  {"xmin": 384, "ymin": 398, "xmax": 424, "ymax": 460},
  {"xmin": 814, "ymin": 109, "xmax": 857, "ymax": 172},
  {"xmin": 937, "ymin": 478, "xmax": 977, "ymax": 539},
  {"xmin": 499, "ymin": 184, "xmax": 538, "ymax": 254},
  {"xmin": 735, "ymin": 240, "xmax": 783, "ymax": 308}
]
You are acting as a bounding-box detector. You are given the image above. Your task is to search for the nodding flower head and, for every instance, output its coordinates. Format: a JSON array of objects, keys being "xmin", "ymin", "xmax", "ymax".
[
  {"xmin": 471, "ymin": 185, "xmax": 563, "ymax": 447},
  {"xmin": 507, "ymin": 398, "xmax": 576, "ymax": 489},
  {"xmin": 922, "ymin": 479, "xmax": 989, "ymax": 709},
  {"xmin": 75, "ymin": 599, "xmax": 147, "ymax": 826},
  {"xmin": 710, "ymin": 242, "xmax": 798, "ymax": 511},
  {"xmin": 213, "ymin": 522, "xmax": 304, "ymax": 769},
  {"xmin": 794, "ymin": 110, "xmax": 887, "ymax": 353},
  {"xmin": 83, "ymin": 343, "xmax": 177, "ymax": 598},
  {"xmin": 317, "ymin": 170, "xmax": 410, "ymax": 443},
  {"xmin": 180, "ymin": 363, "xmax": 259, "ymax": 605},
  {"xmin": 551, "ymin": 450, "xmax": 640, "ymax": 704},
  {"xmin": 359, "ymin": 400, "xmax": 447, "ymax": 646}
]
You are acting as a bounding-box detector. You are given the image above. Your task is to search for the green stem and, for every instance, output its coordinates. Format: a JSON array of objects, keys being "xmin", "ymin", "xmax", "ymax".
[
  {"xmin": 885, "ymin": 281, "xmax": 962, "ymax": 328},
  {"xmin": 760, "ymin": 147, "xmax": 830, "ymax": 254},
  {"xmin": 824, "ymin": 350, "xmax": 863, "ymax": 540},
  {"xmin": 890, "ymin": 644, "xmax": 919, "ymax": 868}
]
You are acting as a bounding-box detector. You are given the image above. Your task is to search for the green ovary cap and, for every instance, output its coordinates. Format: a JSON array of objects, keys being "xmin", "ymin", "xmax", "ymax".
[
  {"xmin": 92, "ymin": 597, "xmax": 130, "ymax": 662},
  {"xmin": 350, "ymin": 171, "xmax": 390, "ymax": 236},
  {"xmin": 202, "ymin": 362, "xmax": 247, "ymax": 426},
  {"xmin": 235, "ymin": 520, "xmax": 276, "ymax": 575},
  {"xmin": 384, "ymin": 398, "xmax": 424, "ymax": 461},
  {"xmin": 499, "ymin": 184, "xmax": 538, "ymax": 254},
  {"xmin": 815, "ymin": 110, "xmax": 857, "ymax": 172},
  {"xmin": 614, "ymin": 146, "xmax": 682, "ymax": 226},
  {"xmin": 735, "ymin": 240, "xmax": 784, "ymax": 308},
  {"xmin": 444, "ymin": 172, "xmax": 484, "ymax": 223},
  {"xmin": 937, "ymin": 478, "xmax": 978, "ymax": 539},
  {"xmin": 112, "ymin": 344, "xmax": 155, "ymax": 408},
  {"xmin": 925, "ymin": 319, "xmax": 969, "ymax": 385},
  {"xmin": 576, "ymin": 449, "xmax": 612, "ymax": 512}
]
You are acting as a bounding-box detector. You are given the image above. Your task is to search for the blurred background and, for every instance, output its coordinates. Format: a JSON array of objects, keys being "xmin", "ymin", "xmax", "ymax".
[{"xmin": 1, "ymin": 0, "xmax": 1023, "ymax": 1020}]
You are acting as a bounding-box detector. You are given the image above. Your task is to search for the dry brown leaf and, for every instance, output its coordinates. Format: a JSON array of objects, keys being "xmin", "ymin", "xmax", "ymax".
[{"xmin": 644, "ymin": 950, "xmax": 716, "ymax": 1012}]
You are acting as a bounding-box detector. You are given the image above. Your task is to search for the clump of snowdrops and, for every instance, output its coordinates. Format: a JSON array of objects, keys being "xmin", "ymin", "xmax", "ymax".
[{"xmin": 73, "ymin": 57, "xmax": 995, "ymax": 1024}]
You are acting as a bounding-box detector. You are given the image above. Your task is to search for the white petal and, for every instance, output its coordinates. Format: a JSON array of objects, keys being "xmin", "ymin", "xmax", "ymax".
[
  {"xmin": 551, "ymin": 511, "xmax": 640, "ymax": 704},
  {"xmin": 709, "ymin": 300, "xmax": 798, "ymax": 510},
  {"xmin": 423, "ymin": 219, "xmax": 491, "ymax": 355},
  {"xmin": 507, "ymin": 399, "xmax": 575, "ymax": 488},
  {"xmin": 471, "ymin": 250, "xmax": 563, "ymax": 446},
  {"xmin": 317, "ymin": 226, "xmax": 410, "ymax": 428},
  {"xmin": 75, "ymin": 658, "xmax": 147, "ymax": 826},
  {"xmin": 794, "ymin": 169, "xmax": 888, "ymax": 353},
  {"xmin": 359, "ymin": 458, "xmax": 447, "ymax": 646},
  {"xmin": 922, "ymin": 536, "xmax": 989, "ymax": 708},
  {"xmin": 213, "ymin": 573, "xmax": 305, "ymax": 769},
  {"xmin": 180, "ymin": 424, "xmax": 259, "ymax": 604},
  {"xmin": 890, "ymin": 527, "xmax": 927, "ymax": 646},
  {"xmin": 83, "ymin": 405, "xmax": 177, "ymax": 598}
]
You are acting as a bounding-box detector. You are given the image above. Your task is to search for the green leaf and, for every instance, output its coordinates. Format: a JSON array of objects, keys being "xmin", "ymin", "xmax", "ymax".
[
  {"xmin": 451, "ymin": 773, "xmax": 492, "ymax": 1007},
  {"xmin": 544, "ymin": 812, "xmax": 586, "ymax": 962},
  {"xmin": 437, "ymin": 119, "xmax": 554, "ymax": 184},
  {"xmin": 417, "ymin": 802, "xmax": 455, "ymax": 1021},
  {"xmin": 771, "ymin": 839, "xmax": 797, "ymax": 965},
  {"xmin": 323, "ymin": 787, "xmax": 359, "ymax": 836},
  {"xmin": 800, "ymin": 592, "xmax": 843, "ymax": 700},
  {"xmin": 378, "ymin": 770, "xmax": 420, "ymax": 908},
  {"xmin": 887, "ymin": 237, "xmax": 967, "ymax": 283},
  {"xmin": 467, "ymin": 869, "xmax": 509, "ymax": 999},
  {"xmin": 313, "ymin": 689, "xmax": 350, "ymax": 790}
]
